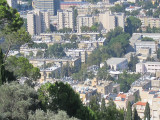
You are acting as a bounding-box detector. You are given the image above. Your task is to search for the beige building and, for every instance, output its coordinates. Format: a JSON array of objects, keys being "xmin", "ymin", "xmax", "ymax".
[
  {"xmin": 91, "ymin": 78, "xmax": 113, "ymax": 95},
  {"xmin": 77, "ymin": 15, "xmax": 94, "ymax": 33},
  {"xmin": 73, "ymin": 84, "xmax": 97, "ymax": 104},
  {"xmin": 57, "ymin": 8, "xmax": 75, "ymax": 31},
  {"xmin": 29, "ymin": 57, "xmax": 81, "ymax": 68},
  {"xmin": 138, "ymin": 16, "xmax": 160, "ymax": 29},
  {"xmin": 99, "ymin": 11, "xmax": 125, "ymax": 32},
  {"xmin": 39, "ymin": 65, "xmax": 61, "ymax": 82},
  {"xmin": 27, "ymin": 10, "xmax": 50, "ymax": 35}
]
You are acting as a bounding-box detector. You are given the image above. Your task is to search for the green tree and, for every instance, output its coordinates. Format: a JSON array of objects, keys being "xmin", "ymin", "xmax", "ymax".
[
  {"xmin": 0, "ymin": 82, "xmax": 39, "ymax": 120},
  {"xmin": 125, "ymin": 16, "xmax": 142, "ymax": 35},
  {"xmin": 157, "ymin": 48, "xmax": 160, "ymax": 60},
  {"xmin": 141, "ymin": 37, "xmax": 154, "ymax": 41},
  {"xmin": 126, "ymin": 102, "xmax": 132, "ymax": 120},
  {"xmin": 36, "ymin": 50, "xmax": 44, "ymax": 58},
  {"xmin": 128, "ymin": 55, "xmax": 139, "ymax": 71},
  {"xmin": 5, "ymin": 56, "xmax": 41, "ymax": 80},
  {"xmin": 133, "ymin": 108, "xmax": 140, "ymax": 120},
  {"xmin": 46, "ymin": 43, "xmax": 66, "ymax": 58},
  {"xmin": 28, "ymin": 110, "xmax": 78, "ymax": 120},
  {"xmin": 0, "ymin": 48, "xmax": 5, "ymax": 85},
  {"xmin": 0, "ymin": 1, "xmax": 31, "ymax": 59},
  {"xmin": 38, "ymin": 82, "xmax": 96, "ymax": 120},
  {"xmin": 110, "ymin": 4, "xmax": 124, "ymax": 12},
  {"xmin": 144, "ymin": 102, "xmax": 150, "ymax": 120}
]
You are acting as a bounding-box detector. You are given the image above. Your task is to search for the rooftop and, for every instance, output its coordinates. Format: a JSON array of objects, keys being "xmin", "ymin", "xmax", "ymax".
[
  {"xmin": 106, "ymin": 58, "xmax": 127, "ymax": 65},
  {"xmin": 136, "ymin": 101, "xmax": 146, "ymax": 106}
]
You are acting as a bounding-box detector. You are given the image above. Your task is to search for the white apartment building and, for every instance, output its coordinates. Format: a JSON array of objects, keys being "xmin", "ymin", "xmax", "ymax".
[
  {"xmin": 7, "ymin": 0, "xmax": 17, "ymax": 9},
  {"xmin": 99, "ymin": 11, "xmax": 125, "ymax": 32},
  {"xmin": 77, "ymin": 15, "xmax": 94, "ymax": 33},
  {"xmin": 57, "ymin": 8, "xmax": 75, "ymax": 31},
  {"xmin": 134, "ymin": 41, "xmax": 157, "ymax": 54},
  {"xmin": 136, "ymin": 62, "xmax": 160, "ymax": 73},
  {"xmin": 106, "ymin": 58, "xmax": 128, "ymax": 71},
  {"xmin": 27, "ymin": 10, "xmax": 50, "ymax": 35}
]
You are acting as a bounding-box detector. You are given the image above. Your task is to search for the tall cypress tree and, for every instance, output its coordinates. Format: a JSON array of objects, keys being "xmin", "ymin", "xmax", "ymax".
[
  {"xmin": 133, "ymin": 108, "xmax": 140, "ymax": 120},
  {"xmin": 0, "ymin": 48, "xmax": 5, "ymax": 85},
  {"xmin": 126, "ymin": 101, "xmax": 132, "ymax": 120},
  {"xmin": 144, "ymin": 102, "xmax": 150, "ymax": 120}
]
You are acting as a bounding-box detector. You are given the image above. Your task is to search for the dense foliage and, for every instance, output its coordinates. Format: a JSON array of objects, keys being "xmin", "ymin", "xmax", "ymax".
[
  {"xmin": 0, "ymin": 82, "xmax": 39, "ymax": 120},
  {"xmin": 38, "ymin": 82, "xmax": 96, "ymax": 120},
  {"xmin": 5, "ymin": 56, "xmax": 41, "ymax": 80},
  {"xmin": 45, "ymin": 43, "xmax": 66, "ymax": 58},
  {"xmin": 125, "ymin": 16, "xmax": 142, "ymax": 35},
  {"xmin": 87, "ymin": 27, "xmax": 130, "ymax": 66},
  {"xmin": 117, "ymin": 71, "xmax": 141, "ymax": 92}
]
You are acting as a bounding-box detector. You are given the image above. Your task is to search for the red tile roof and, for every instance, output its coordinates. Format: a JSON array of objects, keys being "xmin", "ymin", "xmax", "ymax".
[
  {"xmin": 136, "ymin": 101, "xmax": 147, "ymax": 106},
  {"xmin": 117, "ymin": 94, "xmax": 126, "ymax": 98}
]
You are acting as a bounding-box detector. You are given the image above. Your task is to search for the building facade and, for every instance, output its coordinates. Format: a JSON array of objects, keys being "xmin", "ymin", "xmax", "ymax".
[
  {"xmin": 57, "ymin": 8, "xmax": 75, "ymax": 31},
  {"xmin": 99, "ymin": 11, "xmax": 125, "ymax": 32},
  {"xmin": 136, "ymin": 62, "xmax": 160, "ymax": 73},
  {"xmin": 33, "ymin": 0, "xmax": 60, "ymax": 15},
  {"xmin": 27, "ymin": 10, "xmax": 50, "ymax": 35},
  {"xmin": 77, "ymin": 15, "xmax": 94, "ymax": 33}
]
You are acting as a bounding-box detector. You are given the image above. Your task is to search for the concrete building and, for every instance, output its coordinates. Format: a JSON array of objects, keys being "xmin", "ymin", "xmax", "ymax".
[
  {"xmin": 65, "ymin": 47, "xmax": 96, "ymax": 63},
  {"xmin": 99, "ymin": 11, "xmax": 125, "ymax": 32},
  {"xmin": 7, "ymin": 0, "xmax": 17, "ymax": 9},
  {"xmin": 134, "ymin": 41, "xmax": 157, "ymax": 54},
  {"xmin": 136, "ymin": 62, "xmax": 160, "ymax": 73},
  {"xmin": 105, "ymin": 58, "xmax": 128, "ymax": 71},
  {"xmin": 40, "ymin": 65, "xmax": 61, "ymax": 82},
  {"xmin": 60, "ymin": 1, "xmax": 88, "ymax": 10},
  {"xmin": 33, "ymin": 0, "xmax": 60, "ymax": 16},
  {"xmin": 138, "ymin": 16, "xmax": 160, "ymax": 29},
  {"xmin": 57, "ymin": 8, "xmax": 75, "ymax": 31},
  {"xmin": 29, "ymin": 57, "xmax": 81, "ymax": 68},
  {"xmin": 27, "ymin": 10, "xmax": 50, "ymax": 35},
  {"xmin": 73, "ymin": 84, "xmax": 97, "ymax": 104},
  {"xmin": 77, "ymin": 15, "xmax": 94, "ymax": 33}
]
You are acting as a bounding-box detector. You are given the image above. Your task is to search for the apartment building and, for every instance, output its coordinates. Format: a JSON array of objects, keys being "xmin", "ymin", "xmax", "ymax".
[
  {"xmin": 138, "ymin": 16, "xmax": 160, "ymax": 29},
  {"xmin": 29, "ymin": 57, "xmax": 81, "ymax": 68},
  {"xmin": 7, "ymin": 0, "xmax": 17, "ymax": 9},
  {"xmin": 136, "ymin": 62, "xmax": 160, "ymax": 73},
  {"xmin": 27, "ymin": 10, "xmax": 50, "ymax": 35},
  {"xmin": 99, "ymin": 11, "xmax": 125, "ymax": 32},
  {"xmin": 134, "ymin": 41, "xmax": 157, "ymax": 54},
  {"xmin": 65, "ymin": 47, "xmax": 96, "ymax": 63},
  {"xmin": 33, "ymin": 0, "xmax": 60, "ymax": 16},
  {"xmin": 57, "ymin": 8, "xmax": 75, "ymax": 31},
  {"xmin": 77, "ymin": 15, "xmax": 94, "ymax": 33}
]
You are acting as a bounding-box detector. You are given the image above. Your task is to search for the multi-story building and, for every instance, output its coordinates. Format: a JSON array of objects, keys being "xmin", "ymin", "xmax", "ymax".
[
  {"xmin": 99, "ymin": 11, "xmax": 125, "ymax": 32},
  {"xmin": 33, "ymin": 0, "xmax": 60, "ymax": 16},
  {"xmin": 7, "ymin": 0, "xmax": 17, "ymax": 9},
  {"xmin": 27, "ymin": 10, "xmax": 50, "ymax": 35},
  {"xmin": 138, "ymin": 16, "xmax": 160, "ymax": 29},
  {"xmin": 136, "ymin": 62, "xmax": 160, "ymax": 73},
  {"xmin": 134, "ymin": 41, "xmax": 157, "ymax": 54},
  {"xmin": 60, "ymin": 1, "xmax": 88, "ymax": 10},
  {"xmin": 57, "ymin": 8, "xmax": 75, "ymax": 31},
  {"xmin": 77, "ymin": 15, "xmax": 94, "ymax": 33}
]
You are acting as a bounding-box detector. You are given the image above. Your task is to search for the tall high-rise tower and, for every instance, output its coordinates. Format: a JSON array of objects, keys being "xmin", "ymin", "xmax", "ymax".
[{"xmin": 33, "ymin": 0, "xmax": 60, "ymax": 16}]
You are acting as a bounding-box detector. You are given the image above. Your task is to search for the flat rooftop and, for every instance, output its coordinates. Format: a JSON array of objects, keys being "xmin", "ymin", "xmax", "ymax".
[{"xmin": 106, "ymin": 58, "xmax": 127, "ymax": 65}]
